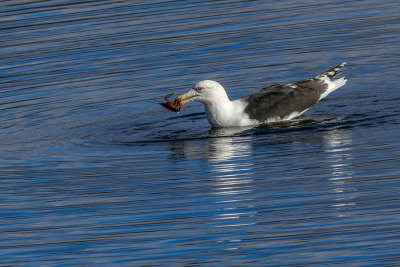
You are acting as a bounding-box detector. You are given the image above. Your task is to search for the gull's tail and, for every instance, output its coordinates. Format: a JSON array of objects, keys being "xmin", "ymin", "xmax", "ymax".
[
  {"xmin": 321, "ymin": 62, "xmax": 347, "ymax": 79},
  {"xmin": 317, "ymin": 62, "xmax": 347, "ymax": 100}
]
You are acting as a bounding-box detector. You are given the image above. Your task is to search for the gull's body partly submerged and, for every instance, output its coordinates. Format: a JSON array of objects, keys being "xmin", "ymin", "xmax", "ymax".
[{"xmin": 175, "ymin": 63, "xmax": 347, "ymax": 128}]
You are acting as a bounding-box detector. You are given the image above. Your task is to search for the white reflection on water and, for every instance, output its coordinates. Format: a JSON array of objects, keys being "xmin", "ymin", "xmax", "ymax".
[
  {"xmin": 206, "ymin": 132, "xmax": 256, "ymax": 250},
  {"xmin": 208, "ymin": 135, "xmax": 254, "ymax": 198},
  {"xmin": 207, "ymin": 126, "xmax": 253, "ymax": 162},
  {"xmin": 323, "ymin": 129, "xmax": 358, "ymax": 215}
]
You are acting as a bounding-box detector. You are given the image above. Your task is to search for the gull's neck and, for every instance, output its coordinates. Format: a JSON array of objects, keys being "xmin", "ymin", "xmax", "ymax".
[
  {"xmin": 204, "ymin": 97, "xmax": 233, "ymax": 127},
  {"xmin": 203, "ymin": 96, "xmax": 251, "ymax": 127}
]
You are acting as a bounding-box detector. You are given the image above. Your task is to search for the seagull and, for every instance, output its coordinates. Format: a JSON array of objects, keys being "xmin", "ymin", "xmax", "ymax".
[{"xmin": 175, "ymin": 62, "xmax": 347, "ymax": 128}]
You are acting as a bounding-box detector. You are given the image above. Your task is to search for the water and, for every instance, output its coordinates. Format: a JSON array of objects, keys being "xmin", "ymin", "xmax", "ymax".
[{"xmin": 1, "ymin": 0, "xmax": 400, "ymax": 265}]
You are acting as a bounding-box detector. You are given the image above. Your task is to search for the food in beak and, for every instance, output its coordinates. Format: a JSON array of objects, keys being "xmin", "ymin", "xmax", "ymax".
[
  {"xmin": 160, "ymin": 93, "xmax": 181, "ymax": 112},
  {"xmin": 160, "ymin": 93, "xmax": 198, "ymax": 112}
]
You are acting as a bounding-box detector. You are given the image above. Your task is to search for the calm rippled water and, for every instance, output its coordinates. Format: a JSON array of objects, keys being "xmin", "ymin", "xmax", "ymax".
[{"xmin": 1, "ymin": 0, "xmax": 400, "ymax": 265}]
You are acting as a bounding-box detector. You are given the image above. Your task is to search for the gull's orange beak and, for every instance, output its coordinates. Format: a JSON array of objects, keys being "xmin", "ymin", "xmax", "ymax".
[{"xmin": 174, "ymin": 93, "xmax": 198, "ymax": 107}]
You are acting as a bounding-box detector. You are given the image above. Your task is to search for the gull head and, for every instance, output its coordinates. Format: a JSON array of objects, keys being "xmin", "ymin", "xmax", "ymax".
[{"xmin": 174, "ymin": 80, "xmax": 229, "ymax": 107}]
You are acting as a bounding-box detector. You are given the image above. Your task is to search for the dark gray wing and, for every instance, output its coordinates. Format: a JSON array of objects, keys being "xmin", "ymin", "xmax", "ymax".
[
  {"xmin": 242, "ymin": 63, "xmax": 346, "ymax": 122},
  {"xmin": 242, "ymin": 78, "xmax": 328, "ymax": 122}
]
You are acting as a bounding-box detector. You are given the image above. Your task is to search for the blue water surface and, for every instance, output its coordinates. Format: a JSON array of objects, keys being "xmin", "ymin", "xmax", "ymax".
[{"xmin": 1, "ymin": 0, "xmax": 400, "ymax": 265}]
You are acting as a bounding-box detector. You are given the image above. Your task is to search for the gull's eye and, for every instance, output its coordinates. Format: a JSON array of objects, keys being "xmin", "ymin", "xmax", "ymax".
[{"xmin": 196, "ymin": 86, "xmax": 204, "ymax": 92}]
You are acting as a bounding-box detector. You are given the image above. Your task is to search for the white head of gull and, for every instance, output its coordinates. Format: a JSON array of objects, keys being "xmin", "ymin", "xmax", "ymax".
[
  {"xmin": 176, "ymin": 80, "xmax": 252, "ymax": 127},
  {"xmin": 175, "ymin": 63, "xmax": 347, "ymax": 128}
]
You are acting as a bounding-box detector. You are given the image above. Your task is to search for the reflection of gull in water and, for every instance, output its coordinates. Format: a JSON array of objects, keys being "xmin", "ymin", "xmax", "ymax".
[
  {"xmin": 207, "ymin": 127, "xmax": 253, "ymax": 163},
  {"xmin": 207, "ymin": 133, "xmax": 256, "ymax": 242},
  {"xmin": 164, "ymin": 129, "xmax": 258, "ymax": 252},
  {"xmin": 323, "ymin": 129, "xmax": 357, "ymax": 215}
]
